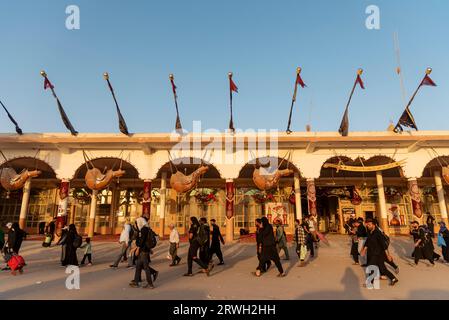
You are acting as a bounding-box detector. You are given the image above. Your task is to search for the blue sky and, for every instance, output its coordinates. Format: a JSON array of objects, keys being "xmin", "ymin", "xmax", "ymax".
[{"xmin": 0, "ymin": 0, "xmax": 448, "ymax": 134}]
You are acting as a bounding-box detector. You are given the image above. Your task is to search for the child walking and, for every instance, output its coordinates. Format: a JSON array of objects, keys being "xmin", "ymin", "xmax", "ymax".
[{"xmin": 80, "ymin": 237, "xmax": 92, "ymax": 266}]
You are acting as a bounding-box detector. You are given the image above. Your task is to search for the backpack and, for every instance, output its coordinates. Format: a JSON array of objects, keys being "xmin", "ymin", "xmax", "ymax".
[
  {"xmin": 197, "ymin": 224, "xmax": 209, "ymax": 246},
  {"xmin": 73, "ymin": 235, "xmax": 82, "ymax": 248},
  {"xmin": 147, "ymin": 228, "xmax": 158, "ymax": 249},
  {"xmin": 136, "ymin": 227, "xmax": 157, "ymax": 250},
  {"xmin": 419, "ymin": 225, "xmax": 432, "ymax": 243}
]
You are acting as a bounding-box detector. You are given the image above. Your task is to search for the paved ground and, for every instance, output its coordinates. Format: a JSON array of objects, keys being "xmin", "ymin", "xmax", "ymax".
[{"xmin": 1, "ymin": 235, "xmax": 449, "ymax": 300}]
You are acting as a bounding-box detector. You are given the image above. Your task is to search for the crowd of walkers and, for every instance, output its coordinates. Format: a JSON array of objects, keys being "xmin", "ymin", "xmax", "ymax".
[{"xmin": 2, "ymin": 209, "xmax": 449, "ymax": 288}]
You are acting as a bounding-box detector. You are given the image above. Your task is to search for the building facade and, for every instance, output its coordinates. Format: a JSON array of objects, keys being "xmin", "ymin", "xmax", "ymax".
[{"xmin": 1, "ymin": 131, "xmax": 449, "ymax": 240}]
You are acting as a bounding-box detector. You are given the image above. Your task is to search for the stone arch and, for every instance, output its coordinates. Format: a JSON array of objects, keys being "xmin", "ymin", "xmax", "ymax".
[
  {"xmin": 422, "ymin": 155, "xmax": 449, "ymax": 178},
  {"xmin": 237, "ymin": 156, "xmax": 301, "ymax": 179},
  {"xmin": 319, "ymin": 155, "xmax": 404, "ymax": 179},
  {"xmin": 0, "ymin": 156, "xmax": 57, "ymax": 180},
  {"xmin": 156, "ymin": 157, "xmax": 223, "ymax": 180},
  {"xmin": 72, "ymin": 157, "xmax": 141, "ymax": 187}
]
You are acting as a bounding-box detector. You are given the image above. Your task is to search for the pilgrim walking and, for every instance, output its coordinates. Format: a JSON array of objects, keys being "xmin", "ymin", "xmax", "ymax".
[
  {"xmin": 209, "ymin": 219, "xmax": 225, "ymax": 265},
  {"xmin": 184, "ymin": 217, "xmax": 214, "ymax": 277},
  {"xmin": 254, "ymin": 217, "xmax": 285, "ymax": 277}
]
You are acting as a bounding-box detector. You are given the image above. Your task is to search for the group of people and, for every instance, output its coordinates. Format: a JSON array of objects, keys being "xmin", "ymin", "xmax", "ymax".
[
  {"xmin": 107, "ymin": 215, "xmax": 226, "ymax": 288},
  {"xmin": 253, "ymin": 215, "xmax": 320, "ymax": 277},
  {"xmin": 347, "ymin": 215, "xmax": 399, "ymax": 286},
  {"xmin": 5, "ymin": 209, "xmax": 449, "ymax": 288}
]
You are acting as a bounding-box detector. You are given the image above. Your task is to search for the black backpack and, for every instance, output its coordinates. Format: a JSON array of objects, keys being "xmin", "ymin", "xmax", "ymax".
[
  {"xmin": 147, "ymin": 228, "xmax": 158, "ymax": 249},
  {"xmin": 73, "ymin": 235, "xmax": 82, "ymax": 248},
  {"xmin": 197, "ymin": 224, "xmax": 209, "ymax": 246}
]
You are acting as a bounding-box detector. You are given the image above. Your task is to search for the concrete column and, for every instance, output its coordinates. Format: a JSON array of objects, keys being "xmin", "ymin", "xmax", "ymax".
[
  {"xmin": 376, "ymin": 171, "xmax": 389, "ymax": 234},
  {"xmin": 225, "ymin": 179, "xmax": 235, "ymax": 243},
  {"xmin": 70, "ymin": 203, "xmax": 76, "ymax": 225},
  {"xmin": 294, "ymin": 173, "xmax": 302, "ymax": 221},
  {"xmin": 19, "ymin": 179, "xmax": 31, "ymax": 230},
  {"xmin": 159, "ymin": 172, "xmax": 167, "ymax": 236},
  {"xmin": 88, "ymin": 190, "xmax": 98, "ymax": 238},
  {"xmin": 434, "ymin": 171, "xmax": 449, "ymax": 225}
]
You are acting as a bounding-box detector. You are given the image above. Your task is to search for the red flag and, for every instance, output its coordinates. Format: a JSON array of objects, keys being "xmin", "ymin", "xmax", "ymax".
[
  {"xmin": 296, "ymin": 74, "xmax": 306, "ymax": 88},
  {"xmin": 170, "ymin": 79, "xmax": 177, "ymax": 97},
  {"xmin": 230, "ymin": 78, "xmax": 238, "ymax": 93},
  {"xmin": 356, "ymin": 75, "xmax": 365, "ymax": 89},
  {"xmin": 421, "ymin": 74, "xmax": 436, "ymax": 87},
  {"xmin": 44, "ymin": 77, "xmax": 54, "ymax": 90}
]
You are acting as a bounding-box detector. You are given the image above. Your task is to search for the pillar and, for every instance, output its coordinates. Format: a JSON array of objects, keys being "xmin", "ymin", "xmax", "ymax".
[
  {"xmin": 69, "ymin": 203, "xmax": 76, "ymax": 225},
  {"xmin": 294, "ymin": 173, "xmax": 302, "ymax": 221},
  {"xmin": 434, "ymin": 171, "xmax": 449, "ymax": 225},
  {"xmin": 408, "ymin": 178, "xmax": 424, "ymax": 224},
  {"xmin": 225, "ymin": 179, "xmax": 235, "ymax": 243},
  {"xmin": 159, "ymin": 172, "xmax": 167, "ymax": 236},
  {"xmin": 142, "ymin": 179, "xmax": 152, "ymax": 219},
  {"xmin": 57, "ymin": 179, "xmax": 70, "ymax": 228},
  {"xmin": 18, "ymin": 179, "xmax": 31, "ymax": 230},
  {"xmin": 376, "ymin": 171, "xmax": 389, "ymax": 234},
  {"xmin": 88, "ymin": 189, "xmax": 98, "ymax": 238}
]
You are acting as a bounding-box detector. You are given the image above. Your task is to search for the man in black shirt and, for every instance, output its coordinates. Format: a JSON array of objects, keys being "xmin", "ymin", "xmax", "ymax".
[
  {"xmin": 199, "ymin": 218, "xmax": 211, "ymax": 265},
  {"xmin": 361, "ymin": 218, "xmax": 398, "ymax": 286},
  {"xmin": 209, "ymin": 219, "xmax": 225, "ymax": 265}
]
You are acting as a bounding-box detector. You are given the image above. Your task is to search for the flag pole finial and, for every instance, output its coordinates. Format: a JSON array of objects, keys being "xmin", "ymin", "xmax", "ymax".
[
  {"xmin": 103, "ymin": 72, "xmax": 109, "ymax": 80},
  {"xmin": 357, "ymin": 68, "xmax": 363, "ymax": 75},
  {"xmin": 40, "ymin": 70, "xmax": 47, "ymax": 77},
  {"xmin": 228, "ymin": 72, "xmax": 233, "ymax": 78},
  {"xmin": 169, "ymin": 74, "xmax": 174, "ymax": 80},
  {"xmin": 296, "ymin": 67, "xmax": 302, "ymax": 74},
  {"xmin": 426, "ymin": 67, "xmax": 432, "ymax": 75}
]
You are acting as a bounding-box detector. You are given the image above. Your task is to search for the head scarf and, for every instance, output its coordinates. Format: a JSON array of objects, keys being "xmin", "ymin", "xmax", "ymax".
[{"xmin": 136, "ymin": 217, "xmax": 148, "ymax": 230}]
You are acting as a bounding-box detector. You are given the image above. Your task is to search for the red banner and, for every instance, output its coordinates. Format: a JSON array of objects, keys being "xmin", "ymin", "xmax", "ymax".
[
  {"xmin": 307, "ymin": 179, "xmax": 317, "ymax": 217},
  {"xmin": 408, "ymin": 179, "xmax": 423, "ymax": 219},
  {"xmin": 225, "ymin": 180, "xmax": 235, "ymax": 219},
  {"xmin": 142, "ymin": 180, "xmax": 152, "ymax": 219}
]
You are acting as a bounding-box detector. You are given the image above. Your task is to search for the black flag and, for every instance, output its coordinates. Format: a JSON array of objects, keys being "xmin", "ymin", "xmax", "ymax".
[
  {"xmin": 0, "ymin": 99, "xmax": 23, "ymax": 134},
  {"xmin": 338, "ymin": 69, "xmax": 365, "ymax": 136},
  {"xmin": 394, "ymin": 107, "xmax": 418, "ymax": 132},
  {"xmin": 338, "ymin": 106, "xmax": 349, "ymax": 136},
  {"xmin": 41, "ymin": 71, "xmax": 78, "ymax": 136},
  {"xmin": 104, "ymin": 73, "xmax": 129, "ymax": 135},
  {"xmin": 394, "ymin": 68, "xmax": 436, "ymax": 133}
]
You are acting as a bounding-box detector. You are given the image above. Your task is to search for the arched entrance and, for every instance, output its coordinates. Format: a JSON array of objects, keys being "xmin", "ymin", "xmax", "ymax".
[
  {"xmin": 72, "ymin": 157, "xmax": 141, "ymax": 235},
  {"xmin": 155, "ymin": 157, "xmax": 224, "ymax": 236},
  {"xmin": 319, "ymin": 155, "xmax": 408, "ymax": 234},
  {"xmin": 236, "ymin": 156, "xmax": 301, "ymax": 235},
  {"xmin": 0, "ymin": 157, "xmax": 58, "ymax": 233},
  {"xmin": 421, "ymin": 156, "xmax": 449, "ymax": 225}
]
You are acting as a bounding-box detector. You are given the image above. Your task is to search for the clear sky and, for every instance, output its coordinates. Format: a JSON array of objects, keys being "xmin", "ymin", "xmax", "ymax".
[{"xmin": 0, "ymin": 0, "xmax": 447, "ymax": 134}]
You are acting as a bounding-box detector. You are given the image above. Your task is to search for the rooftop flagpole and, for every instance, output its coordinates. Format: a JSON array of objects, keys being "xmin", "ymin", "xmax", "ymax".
[
  {"xmin": 228, "ymin": 72, "xmax": 238, "ymax": 133},
  {"xmin": 103, "ymin": 72, "xmax": 130, "ymax": 135},
  {"xmin": 394, "ymin": 67, "xmax": 436, "ymax": 133},
  {"xmin": 0, "ymin": 99, "xmax": 22, "ymax": 134},
  {"xmin": 286, "ymin": 67, "xmax": 306, "ymax": 134},
  {"xmin": 169, "ymin": 74, "xmax": 182, "ymax": 131},
  {"xmin": 40, "ymin": 70, "xmax": 78, "ymax": 136},
  {"xmin": 338, "ymin": 68, "xmax": 365, "ymax": 136}
]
